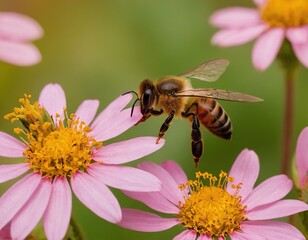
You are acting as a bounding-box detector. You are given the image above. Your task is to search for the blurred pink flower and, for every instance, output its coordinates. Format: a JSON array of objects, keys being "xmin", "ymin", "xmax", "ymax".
[
  {"xmin": 0, "ymin": 12, "xmax": 43, "ymax": 66},
  {"xmin": 210, "ymin": 0, "xmax": 308, "ymax": 71},
  {"xmin": 0, "ymin": 83, "xmax": 164, "ymax": 240},
  {"xmin": 119, "ymin": 149, "xmax": 308, "ymax": 240},
  {"xmin": 296, "ymin": 127, "xmax": 308, "ymax": 188}
]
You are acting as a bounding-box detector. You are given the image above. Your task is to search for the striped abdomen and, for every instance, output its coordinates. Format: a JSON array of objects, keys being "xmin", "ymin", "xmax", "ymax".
[{"xmin": 196, "ymin": 98, "xmax": 232, "ymax": 139}]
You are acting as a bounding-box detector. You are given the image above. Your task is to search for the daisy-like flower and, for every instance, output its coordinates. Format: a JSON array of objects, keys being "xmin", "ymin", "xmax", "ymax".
[
  {"xmin": 119, "ymin": 149, "xmax": 308, "ymax": 239},
  {"xmin": 0, "ymin": 83, "xmax": 164, "ymax": 240},
  {"xmin": 0, "ymin": 12, "xmax": 43, "ymax": 66},
  {"xmin": 210, "ymin": 0, "xmax": 308, "ymax": 71}
]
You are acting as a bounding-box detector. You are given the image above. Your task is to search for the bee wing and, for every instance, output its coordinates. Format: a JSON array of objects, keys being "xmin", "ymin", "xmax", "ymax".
[
  {"xmin": 176, "ymin": 88, "xmax": 263, "ymax": 102},
  {"xmin": 179, "ymin": 58, "xmax": 230, "ymax": 82}
]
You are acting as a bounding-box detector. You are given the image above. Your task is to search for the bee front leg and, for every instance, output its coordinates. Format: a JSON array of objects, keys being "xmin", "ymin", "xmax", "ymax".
[
  {"xmin": 156, "ymin": 110, "xmax": 174, "ymax": 144},
  {"xmin": 135, "ymin": 109, "xmax": 162, "ymax": 125}
]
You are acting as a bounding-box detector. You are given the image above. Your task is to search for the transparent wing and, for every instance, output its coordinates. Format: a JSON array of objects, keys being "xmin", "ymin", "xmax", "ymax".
[
  {"xmin": 176, "ymin": 88, "xmax": 263, "ymax": 102},
  {"xmin": 179, "ymin": 58, "xmax": 230, "ymax": 82}
]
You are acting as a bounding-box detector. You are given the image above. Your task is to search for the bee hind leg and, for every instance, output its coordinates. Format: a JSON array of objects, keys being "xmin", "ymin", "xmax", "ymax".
[
  {"xmin": 182, "ymin": 110, "xmax": 203, "ymax": 167},
  {"xmin": 156, "ymin": 110, "xmax": 174, "ymax": 144},
  {"xmin": 191, "ymin": 115, "xmax": 203, "ymax": 167}
]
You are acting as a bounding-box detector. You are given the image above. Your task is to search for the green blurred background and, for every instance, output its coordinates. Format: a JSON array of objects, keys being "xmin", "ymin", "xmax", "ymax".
[{"xmin": 0, "ymin": 0, "xmax": 308, "ymax": 239}]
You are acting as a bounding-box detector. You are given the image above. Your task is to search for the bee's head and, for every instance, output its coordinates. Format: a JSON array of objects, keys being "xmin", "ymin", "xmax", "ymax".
[
  {"xmin": 139, "ymin": 79, "xmax": 156, "ymax": 115},
  {"xmin": 122, "ymin": 79, "xmax": 157, "ymax": 118}
]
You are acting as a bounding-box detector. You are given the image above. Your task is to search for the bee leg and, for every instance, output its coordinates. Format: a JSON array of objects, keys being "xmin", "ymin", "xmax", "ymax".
[
  {"xmin": 135, "ymin": 114, "xmax": 151, "ymax": 126},
  {"xmin": 156, "ymin": 110, "xmax": 175, "ymax": 144},
  {"xmin": 136, "ymin": 109, "xmax": 162, "ymax": 126},
  {"xmin": 182, "ymin": 110, "xmax": 202, "ymax": 167},
  {"xmin": 191, "ymin": 115, "xmax": 203, "ymax": 167},
  {"xmin": 151, "ymin": 109, "xmax": 163, "ymax": 116}
]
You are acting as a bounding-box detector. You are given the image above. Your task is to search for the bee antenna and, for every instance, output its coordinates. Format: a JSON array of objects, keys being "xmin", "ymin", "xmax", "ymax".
[
  {"xmin": 130, "ymin": 98, "xmax": 140, "ymax": 117},
  {"xmin": 122, "ymin": 90, "xmax": 140, "ymax": 117},
  {"xmin": 122, "ymin": 90, "xmax": 139, "ymax": 98}
]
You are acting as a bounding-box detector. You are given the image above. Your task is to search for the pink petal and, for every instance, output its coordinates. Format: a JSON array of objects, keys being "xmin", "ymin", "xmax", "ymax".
[
  {"xmin": 252, "ymin": 28, "xmax": 285, "ymax": 71},
  {"xmin": 242, "ymin": 220, "xmax": 306, "ymax": 239},
  {"xmin": 74, "ymin": 99, "xmax": 99, "ymax": 126},
  {"xmin": 211, "ymin": 24, "xmax": 266, "ymax": 47},
  {"xmin": 93, "ymin": 137, "xmax": 164, "ymax": 164},
  {"xmin": 0, "ymin": 222, "xmax": 11, "ymax": 240},
  {"xmin": 230, "ymin": 230, "xmax": 264, "ymax": 240},
  {"xmin": 0, "ymin": 132, "xmax": 26, "ymax": 158},
  {"xmin": 252, "ymin": 0, "xmax": 267, "ymax": 6},
  {"xmin": 227, "ymin": 149, "xmax": 259, "ymax": 201},
  {"xmin": 0, "ymin": 173, "xmax": 41, "ymax": 230},
  {"xmin": 0, "ymin": 163, "xmax": 29, "ymax": 183},
  {"xmin": 11, "ymin": 178, "xmax": 52, "ymax": 240},
  {"xmin": 38, "ymin": 83, "xmax": 66, "ymax": 121},
  {"xmin": 138, "ymin": 162, "xmax": 184, "ymax": 205},
  {"xmin": 296, "ymin": 127, "xmax": 308, "ymax": 187},
  {"xmin": 119, "ymin": 208, "xmax": 178, "ymax": 232},
  {"xmin": 71, "ymin": 171, "xmax": 121, "ymax": 223},
  {"xmin": 0, "ymin": 40, "xmax": 41, "ymax": 66},
  {"xmin": 198, "ymin": 233, "xmax": 212, "ymax": 240},
  {"xmin": 88, "ymin": 163, "xmax": 161, "ymax": 192},
  {"xmin": 123, "ymin": 190, "xmax": 179, "ymax": 214},
  {"xmin": 160, "ymin": 161, "xmax": 188, "ymax": 186},
  {"xmin": 243, "ymin": 174, "xmax": 293, "ymax": 210},
  {"xmin": 246, "ymin": 199, "xmax": 308, "ymax": 220},
  {"xmin": 43, "ymin": 177, "xmax": 71, "ymax": 240},
  {"xmin": 210, "ymin": 7, "xmax": 261, "ymax": 28},
  {"xmin": 286, "ymin": 27, "xmax": 308, "ymax": 45},
  {"xmin": 0, "ymin": 12, "xmax": 43, "ymax": 41},
  {"xmin": 292, "ymin": 41, "xmax": 308, "ymax": 68},
  {"xmin": 173, "ymin": 230, "xmax": 197, "ymax": 240},
  {"xmin": 90, "ymin": 93, "xmax": 133, "ymax": 129},
  {"xmin": 90, "ymin": 107, "xmax": 142, "ymax": 141}
]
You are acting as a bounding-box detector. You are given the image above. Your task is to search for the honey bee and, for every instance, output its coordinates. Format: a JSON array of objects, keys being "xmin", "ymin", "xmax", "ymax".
[{"xmin": 124, "ymin": 59, "xmax": 262, "ymax": 166}]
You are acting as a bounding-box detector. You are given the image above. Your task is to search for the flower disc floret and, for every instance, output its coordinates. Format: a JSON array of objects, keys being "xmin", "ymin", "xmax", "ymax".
[
  {"xmin": 178, "ymin": 171, "xmax": 246, "ymax": 237},
  {"xmin": 5, "ymin": 95, "xmax": 102, "ymax": 178},
  {"xmin": 261, "ymin": 0, "xmax": 308, "ymax": 27}
]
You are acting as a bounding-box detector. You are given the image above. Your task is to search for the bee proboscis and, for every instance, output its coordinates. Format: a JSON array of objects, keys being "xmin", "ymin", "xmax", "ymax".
[{"xmin": 124, "ymin": 59, "xmax": 263, "ymax": 166}]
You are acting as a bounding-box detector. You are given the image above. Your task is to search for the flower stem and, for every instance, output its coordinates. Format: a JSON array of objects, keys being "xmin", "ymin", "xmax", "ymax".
[
  {"xmin": 281, "ymin": 73, "xmax": 295, "ymax": 176},
  {"xmin": 277, "ymin": 40, "xmax": 299, "ymax": 176},
  {"xmin": 67, "ymin": 217, "xmax": 85, "ymax": 240}
]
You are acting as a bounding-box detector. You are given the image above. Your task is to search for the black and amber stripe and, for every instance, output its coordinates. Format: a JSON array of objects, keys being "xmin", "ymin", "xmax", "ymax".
[{"xmin": 197, "ymin": 98, "xmax": 232, "ymax": 140}]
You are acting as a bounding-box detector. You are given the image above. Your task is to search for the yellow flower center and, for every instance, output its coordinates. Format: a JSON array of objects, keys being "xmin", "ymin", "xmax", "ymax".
[
  {"xmin": 5, "ymin": 95, "xmax": 102, "ymax": 179},
  {"xmin": 178, "ymin": 171, "xmax": 246, "ymax": 238},
  {"xmin": 261, "ymin": 0, "xmax": 308, "ymax": 27}
]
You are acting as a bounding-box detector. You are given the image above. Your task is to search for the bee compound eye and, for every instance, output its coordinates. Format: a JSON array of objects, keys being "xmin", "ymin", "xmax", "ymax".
[{"xmin": 142, "ymin": 89, "xmax": 152, "ymax": 106}]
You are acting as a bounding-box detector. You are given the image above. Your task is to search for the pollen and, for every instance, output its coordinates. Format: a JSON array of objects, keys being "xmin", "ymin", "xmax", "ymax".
[
  {"xmin": 260, "ymin": 0, "xmax": 308, "ymax": 28},
  {"xmin": 5, "ymin": 95, "xmax": 102, "ymax": 179},
  {"xmin": 178, "ymin": 171, "xmax": 246, "ymax": 238}
]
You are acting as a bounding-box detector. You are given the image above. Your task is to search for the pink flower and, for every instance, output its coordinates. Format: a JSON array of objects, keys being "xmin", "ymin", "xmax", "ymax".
[
  {"xmin": 0, "ymin": 12, "xmax": 43, "ymax": 66},
  {"xmin": 210, "ymin": 0, "xmax": 308, "ymax": 71},
  {"xmin": 119, "ymin": 149, "xmax": 308, "ymax": 240},
  {"xmin": 296, "ymin": 127, "xmax": 308, "ymax": 188},
  {"xmin": 0, "ymin": 83, "xmax": 164, "ymax": 240}
]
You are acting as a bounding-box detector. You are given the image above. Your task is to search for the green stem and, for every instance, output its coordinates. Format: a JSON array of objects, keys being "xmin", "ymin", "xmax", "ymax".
[
  {"xmin": 68, "ymin": 217, "xmax": 85, "ymax": 240},
  {"xmin": 281, "ymin": 73, "xmax": 295, "ymax": 176},
  {"xmin": 277, "ymin": 40, "xmax": 299, "ymax": 176}
]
